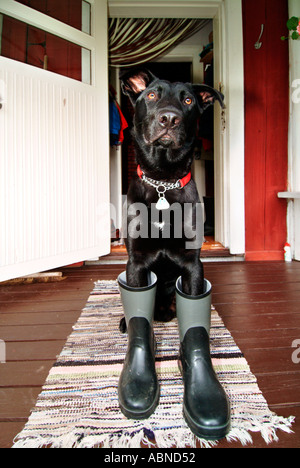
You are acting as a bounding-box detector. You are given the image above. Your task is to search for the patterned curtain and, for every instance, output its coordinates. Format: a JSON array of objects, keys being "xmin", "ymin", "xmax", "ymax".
[{"xmin": 109, "ymin": 18, "xmax": 210, "ymax": 67}]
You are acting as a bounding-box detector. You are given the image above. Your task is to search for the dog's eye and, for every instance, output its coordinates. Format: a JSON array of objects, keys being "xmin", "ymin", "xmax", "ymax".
[
  {"xmin": 147, "ymin": 92, "xmax": 157, "ymax": 100},
  {"xmin": 184, "ymin": 97, "xmax": 193, "ymax": 105}
]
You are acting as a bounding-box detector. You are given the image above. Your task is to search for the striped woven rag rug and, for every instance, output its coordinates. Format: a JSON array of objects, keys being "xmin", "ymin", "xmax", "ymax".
[{"xmin": 13, "ymin": 280, "xmax": 295, "ymax": 448}]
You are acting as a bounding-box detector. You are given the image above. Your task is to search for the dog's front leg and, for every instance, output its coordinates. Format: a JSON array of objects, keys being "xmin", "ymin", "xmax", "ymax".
[
  {"xmin": 181, "ymin": 257, "xmax": 204, "ymax": 296},
  {"xmin": 126, "ymin": 258, "xmax": 149, "ymax": 288}
]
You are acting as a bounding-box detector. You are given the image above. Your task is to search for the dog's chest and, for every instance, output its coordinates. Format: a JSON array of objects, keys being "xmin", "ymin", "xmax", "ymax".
[
  {"xmin": 148, "ymin": 205, "xmax": 182, "ymax": 238},
  {"xmin": 152, "ymin": 220, "xmax": 166, "ymax": 232}
]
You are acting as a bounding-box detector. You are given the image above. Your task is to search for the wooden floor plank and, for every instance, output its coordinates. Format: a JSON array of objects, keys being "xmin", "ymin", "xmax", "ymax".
[
  {"xmin": 0, "ymin": 300, "xmax": 91, "ymax": 314},
  {"xmin": 256, "ymin": 374, "xmax": 300, "ymax": 406},
  {"xmin": 0, "ymin": 311, "xmax": 80, "ymax": 326},
  {"xmin": 242, "ymin": 347, "xmax": 300, "ymax": 374},
  {"xmin": 231, "ymin": 328, "xmax": 300, "ymax": 349},
  {"xmin": 0, "ymin": 388, "xmax": 42, "ymax": 419},
  {"xmin": 0, "ymin": 324, "xmax": 75, "ymax": 341},
  {"xmin": 0, "ymin": 423, "xmax": 27, "ymax": 449},
  {"xmin": 216, "ymin": 301, "xmax": 300, "ymax": 316},
  {"xmin": 5, "ymin": 341, "xmax": 67, "ymax": 361},
  {"xmin": 0, "ymin": 361, "xmax": 56, "ymax": 387}
]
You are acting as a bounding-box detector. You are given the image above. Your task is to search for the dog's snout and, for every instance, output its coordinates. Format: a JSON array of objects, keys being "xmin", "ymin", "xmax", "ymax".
[{"xmin": 159, "ymin": 111, "xmax": 181, "ymax": 129}]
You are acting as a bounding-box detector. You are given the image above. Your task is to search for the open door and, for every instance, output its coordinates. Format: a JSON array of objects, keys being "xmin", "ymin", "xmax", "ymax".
[{"xmin": 0, "ymin": 0, "xmax": 110, "ymax": 281}]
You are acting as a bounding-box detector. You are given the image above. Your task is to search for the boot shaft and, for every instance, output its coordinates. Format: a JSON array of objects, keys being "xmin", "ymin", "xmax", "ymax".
[
  {"xmin": 118, "ymin": 271, "xmax": 157, "ymax": 327},
  {"xmin": 176, "ymin": 277, "xmax": 212, "ymax": 342}
]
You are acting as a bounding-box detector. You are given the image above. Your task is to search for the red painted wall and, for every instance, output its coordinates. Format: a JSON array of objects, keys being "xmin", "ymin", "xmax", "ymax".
[{"xmin": 243, "ymin": 0, "xmax": 289, "ymax": 261}]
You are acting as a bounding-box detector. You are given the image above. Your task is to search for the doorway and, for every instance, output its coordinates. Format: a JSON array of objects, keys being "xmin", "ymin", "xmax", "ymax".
[
  {"xmin": 109, "ymin": 23, "xmax": 228, "ymax": 257},
  {"xmin": 108, "ymin": 0, "xmax": 245, "ymax": 258}
]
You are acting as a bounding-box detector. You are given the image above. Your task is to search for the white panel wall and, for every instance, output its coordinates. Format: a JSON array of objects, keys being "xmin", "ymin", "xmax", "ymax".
[{"xmin": 0, "ymin": 57, "xmax": 110, "ymax": 281}]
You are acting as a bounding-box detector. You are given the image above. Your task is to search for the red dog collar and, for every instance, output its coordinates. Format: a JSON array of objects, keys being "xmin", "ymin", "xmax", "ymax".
[
  {"xmin": 137, "ymin": 165, "xmax": 191, "ymax": 188},
  {"xmin": 137, "ymin": 165, "xmax": 192, "ymax": 210}
]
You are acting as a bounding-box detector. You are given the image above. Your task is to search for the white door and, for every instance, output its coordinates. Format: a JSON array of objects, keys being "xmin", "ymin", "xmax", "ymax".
[{"xmin": 0, "ymin": 0, "xmax": 110, "ymax": 282}]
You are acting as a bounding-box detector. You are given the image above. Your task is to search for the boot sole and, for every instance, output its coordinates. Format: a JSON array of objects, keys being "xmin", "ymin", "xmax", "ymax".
[
  {"xmin": 119, "ymin": 385, "xmax": 160, "ymax": 420},
  {"xmin": 183, "ymin": 404, "xmax": 231, "ymax": 441}
]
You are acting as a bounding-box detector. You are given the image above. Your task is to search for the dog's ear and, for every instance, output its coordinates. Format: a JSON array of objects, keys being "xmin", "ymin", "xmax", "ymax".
[
  {"xmin": 120, "ymin": 69, "xmax": 156, "ymax": 105},
  {"xmin": 192, "ymin": 84, "xmax": 225, "ymax": 113}
]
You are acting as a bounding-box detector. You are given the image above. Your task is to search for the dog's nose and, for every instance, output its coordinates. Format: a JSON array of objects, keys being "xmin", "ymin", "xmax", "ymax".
[{"xmin": 159, "ymin": 111, "xmax": 181, "ymax": 129}]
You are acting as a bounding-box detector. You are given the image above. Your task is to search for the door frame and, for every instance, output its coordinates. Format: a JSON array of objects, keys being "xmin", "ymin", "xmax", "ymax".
[
  {"xmin": 287, "ymin": 0, "xmax": 300, "ymax": 260},
  {"xmin": 108, "ymin": 0, "xmax": 245, "ymax": 255}
]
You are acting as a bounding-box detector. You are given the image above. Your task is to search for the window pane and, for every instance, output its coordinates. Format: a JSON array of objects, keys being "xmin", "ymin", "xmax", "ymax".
[
  {"xmin": 0, "ymin": 14, "xmax": 91, "ymax": 84},
  {"xmin": 15, "ymin": 0, "xmax": 91, "ymax": 34}
]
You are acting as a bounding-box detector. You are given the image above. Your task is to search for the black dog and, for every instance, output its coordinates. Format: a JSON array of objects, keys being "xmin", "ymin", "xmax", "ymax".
[{"xmin": 120, "ymin": 69, "xmax": 224, "ymax": 330}]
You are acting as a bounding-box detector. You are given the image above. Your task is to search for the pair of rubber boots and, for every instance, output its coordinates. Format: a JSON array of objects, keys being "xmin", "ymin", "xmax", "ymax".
[{"xmin": 118, "ymin": 271, "xmax": 231, "ymax": 441}]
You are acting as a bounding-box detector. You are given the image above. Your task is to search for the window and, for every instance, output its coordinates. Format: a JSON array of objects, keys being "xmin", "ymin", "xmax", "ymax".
[
  {"xmin": 0, "ymin": 13, "xmax": 91, "ymax": 83},
  {"xmin": 15, "ymin": 0, "xmax": 91, "ymax": 34}
]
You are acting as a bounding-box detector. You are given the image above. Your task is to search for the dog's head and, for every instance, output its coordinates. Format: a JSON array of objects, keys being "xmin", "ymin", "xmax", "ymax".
[{"xmin": 120, "ymin": 68, "xmax": 224, "ymax": 170}]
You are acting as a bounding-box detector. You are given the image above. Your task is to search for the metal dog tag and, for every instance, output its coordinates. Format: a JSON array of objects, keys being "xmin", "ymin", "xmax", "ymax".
[{"xmin": 156, "ymin": 195, "xmax": 170, "ymax": 210}]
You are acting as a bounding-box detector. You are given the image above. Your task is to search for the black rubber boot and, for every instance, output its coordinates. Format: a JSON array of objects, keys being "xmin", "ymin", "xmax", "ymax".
[
  {"xmin": 176, "ymin": 277, "xmax": 231, "ymax": 440},
  {"xmin": 117, "ymin": 271, "xmax": 159, "ymax": 419},
  {"xmin": 118, "ymin": 316, "xmax": 159, "ymax": 419},
  {"xmin": 179, "ymin": 327, "xmax": 231, "ymax": 440}
]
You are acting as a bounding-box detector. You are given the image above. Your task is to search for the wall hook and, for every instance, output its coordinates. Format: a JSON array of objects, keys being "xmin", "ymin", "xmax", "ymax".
[{"xmin": 254, "ymin": 24, "xmax": 264, "ymax": 49}]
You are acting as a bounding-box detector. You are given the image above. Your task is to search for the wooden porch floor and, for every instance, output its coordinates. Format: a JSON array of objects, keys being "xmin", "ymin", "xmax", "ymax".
[{"xmin": 0, "ymin": 261, "xmax": 299, "ymax": 448}]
